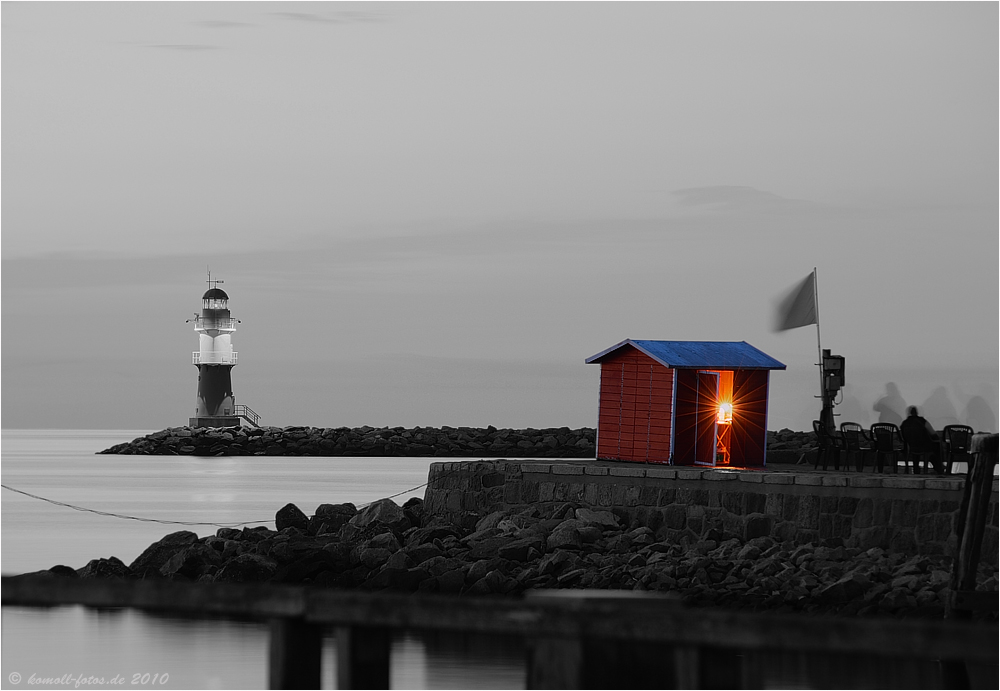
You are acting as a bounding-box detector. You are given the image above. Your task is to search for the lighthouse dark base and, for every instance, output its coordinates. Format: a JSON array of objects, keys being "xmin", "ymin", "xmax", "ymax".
[{"xmin": 189, "ymin": 364, "xmax": 239, "ymax": 428}]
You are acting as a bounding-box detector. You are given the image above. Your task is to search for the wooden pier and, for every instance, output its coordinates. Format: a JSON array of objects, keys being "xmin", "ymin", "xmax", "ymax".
[{"xmin": 3, "ymin": 575, "xmax": 996, "ymax": 689}]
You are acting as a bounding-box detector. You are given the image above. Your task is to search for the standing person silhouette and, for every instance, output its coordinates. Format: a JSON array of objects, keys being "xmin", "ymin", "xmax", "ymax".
[{"xmin": 873, "ymin": 382, "xmax": 906, "ymax": 425}]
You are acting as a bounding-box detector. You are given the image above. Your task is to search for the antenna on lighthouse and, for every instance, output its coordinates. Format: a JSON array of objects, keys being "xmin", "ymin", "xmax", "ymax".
[{"xmin": 207, "ymin": 267, "xmax": 224, "ymax": 292}]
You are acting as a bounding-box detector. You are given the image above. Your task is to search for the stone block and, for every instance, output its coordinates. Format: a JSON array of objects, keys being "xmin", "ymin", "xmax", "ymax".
[
  {"xmin": 765, "ymin": 493, "xmax": 782, "ymax": 515},
  {"xmin": 934, "ymin": 513, "xmax": 952, "ymax": 542},
  {"xmin": 918, "ymin": 499, "xmax": 940, "ymax": 516},
  {"xmin": 584, "ymin": 466, "xmax": 609, "ymax": 476},
  {"xmin": 646, "ymin": 467, "xmax": 677, "ymax": 479},
  {"xmin": 481, "ymin": 472, "xmax": 505, "ymax": 488},
  {"xmin": 552, "ymin": 483, "xmax": 567, "ymax": 501},
  {"xmin": 663, "ymin": 505, "xmax": 686, "ymax": 529},
  {"xmin": 639, "ymin": 485, "xmax": 660, "ymax": 506},
  {"xmin": 923, "ymin": 478, "xmax": 963, "ymax": 491},
  {"xmin": 657, "ymin": 488, "xmax": 677, "ymax": 506},
  {"xmin": 721, "ymin": 491, "xmax": 743, "ymax": 514},
  {"xmin": 852, "ymin": 498, "xmax": 874, "ymax": 529},
  {"xmin": 687, "ymin": 504, "xmax": 706, "ymax": 518},
  {"xmin": 835, "ymin": 514, "xmax": 854, "ymax": 538},
  {"xmin": 794, "ymin": 475, "xmax": 823, "ymax": 486},
  {"xmin": 584, "ymin": 483, "xmax": 599, "ymax": 505},
  {"xmin": 702, "ymin": 471, "xmax": 738, "ymax": 481},
  {"xmin": 819, "ymin": 513, "xmax": 834, "ymax": 539},
  {"xmin": 914, "ymin": 514, "xmax": 937, "ymax": 543},
  {"xmin": 880, "ymin": 477, "xmax": 925, "ymax": 490},
  {"xmin": 610, "ymin": 466, "xmax": 645, "ymax": 478},
  {"xmin": 624, "ymin": 486, "xmax": 642, "ymax": 507},
  {"xmin": 676, "ymin": 469, "xmax": 703, "ymax": 481},
  {"xmin": 746, "ymin": 493, "xmax": 767, "ymax": 514},
  {"xmin": 677, "ymin": 488, "xmax": 708, "ymax": 505},
  {"xmin": 522, "ymin": 464, "xmax": 551, "ymax": 474},
  {"xmin": 738, "ymin": 472, "xmax": 764, "ymax": 483},
  {"xmin": 838, "ymin": 497, "xmax": 860, "ymax": 516},
  {"xmin": 873, "ymin": 500, "xmax": 891, "ymax": 525},
  {"xmin": 798, "ymin": 495, "xmax": 820, "ymax": 530},
  {"xmin": 763, "ymin": 474, "xmax": 794, "ymax": 485},
  {"xmin": 821, "ymin": 475, "xmax": 849, "ymax": 487},
  {"xmin": 707, "ymin": 491, "xmax": 721, "ymax": 508},
  {"xmin": 847, "ymin": 476, "xmax": 882, "ymax": 488},
  {"xmin": 890, "ymin": 500, "xmax": 918, "ymax": 528},
  {"xmin": 521, "ymin": 481, "xmax": 540, "ymax": 503},
  {"xmin": 553, "ymin": 464, "xmax": 585, "ymax": 475},
  {"xmin": 598, "ymin": 484, "xmax": 614, "ymax": 507},
  {"xmin": 566, "ymin": 483, "xmax": 585, "ymax": 501},
  {"xmin": 889, "ymin": 528, "xmax": 917, "ymax": 553},
  {"xmin": 503, "ymin": 482, "xmax": 522, "ymax": 504},
  {"xmin": 538, "ymin": 482, "xmax": 555, "ymax": 502},
  {"xmin": 782, "ymin": 495, "xmax": 800, "ymax": 521}
]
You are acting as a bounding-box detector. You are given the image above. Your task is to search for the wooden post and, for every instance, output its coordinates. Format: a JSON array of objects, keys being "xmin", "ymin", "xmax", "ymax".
[
  {"xmin": 942, "ymin": 433, "xmax": 998, "ymax": 689},
  {"xmin": 269, "ymin": 617, "xmax": 322, "ymax": 690},
  {"xmin": 336, "ymin": 625, "xmax": 391, "ymax": 690},
  {"xmin": 673, "ymin": 645, "xmax": 701, "ymax": 689},
  {"xmin": 526, "ymin": 637, "xmax": 583, "ymax": 689}
]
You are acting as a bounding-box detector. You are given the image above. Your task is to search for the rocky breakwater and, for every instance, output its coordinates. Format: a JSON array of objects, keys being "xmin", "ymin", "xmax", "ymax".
[
  {"xmin": 99, "ymin": 426, "xmax": 597, "ymax": 458},
  {"xmin": 30, "ymin": 498, "xmax": 997, "ymax": 621}
]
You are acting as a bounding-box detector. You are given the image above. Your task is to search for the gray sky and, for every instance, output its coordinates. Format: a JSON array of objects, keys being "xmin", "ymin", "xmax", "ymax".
[{"xmin": 3, "ymin": 2, "xmax": 997, "ymax": 432}]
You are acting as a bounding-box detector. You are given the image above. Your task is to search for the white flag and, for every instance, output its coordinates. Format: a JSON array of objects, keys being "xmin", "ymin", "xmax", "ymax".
[{"xmin": 774, "ymin": 271, "xmax": 817, "ymax": 331}]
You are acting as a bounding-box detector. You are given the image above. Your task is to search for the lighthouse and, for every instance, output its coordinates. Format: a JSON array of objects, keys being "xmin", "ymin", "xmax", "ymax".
[{"xmin": 187, "ymin": 274, "xmax": 259, "ymax": 428}]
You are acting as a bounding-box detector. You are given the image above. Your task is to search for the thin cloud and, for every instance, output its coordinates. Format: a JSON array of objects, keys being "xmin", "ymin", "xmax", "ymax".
[
  {"xmin": 270, "ymin": 11, "xmax": 385, "ymax": 24},
  {"xmin": 671, "ymin": 186, "xmax": 816, "ymax": 213},
  {"xmin": 191, "ymin": 20, "xmax": 254, "ymax": 29},
  {"xmin": 148, "ymin": 44, "xmax": 221, "ymax": 51}
]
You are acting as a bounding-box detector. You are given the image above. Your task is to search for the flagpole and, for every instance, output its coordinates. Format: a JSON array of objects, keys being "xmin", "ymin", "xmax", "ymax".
[{"xmin": 814, "ymin": 267, "xmax": 823, "ymax": 398}]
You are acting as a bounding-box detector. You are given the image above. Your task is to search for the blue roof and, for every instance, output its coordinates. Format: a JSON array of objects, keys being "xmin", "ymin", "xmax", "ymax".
[{"xmin": 586, "ymin": 339, "xmax": 786, "ymax": 370}]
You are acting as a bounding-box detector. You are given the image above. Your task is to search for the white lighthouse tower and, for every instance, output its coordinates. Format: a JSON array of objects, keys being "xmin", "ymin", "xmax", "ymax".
[{"xmin": 187, "ymin": 274, "xmax": 259, "ymax": 428}]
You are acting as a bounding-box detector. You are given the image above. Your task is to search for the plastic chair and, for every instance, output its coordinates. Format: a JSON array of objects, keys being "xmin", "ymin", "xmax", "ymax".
[
  {"xmin": 869, "ymin": 423, "xmax": 904, "ymax": 473},
  {"xmin": 942, "ymin": 424, "xmax": 974, "ymax": 474},
  {"xmin": 840, "ymin": 422, "xmax": 872, "ymax": 472},
  {"xmin": 813, "ymin": 420, "xmax": 843, "ymax": 471}
]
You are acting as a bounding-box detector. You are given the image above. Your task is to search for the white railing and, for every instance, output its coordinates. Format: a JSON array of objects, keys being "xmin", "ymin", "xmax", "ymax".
[
  {"xmin": 192, "ymin": 317, "xmax": 237, "ymax": 331},
  {"xmin": 192, "ymin": 351, "xmax": 238, "ymax": 365}
]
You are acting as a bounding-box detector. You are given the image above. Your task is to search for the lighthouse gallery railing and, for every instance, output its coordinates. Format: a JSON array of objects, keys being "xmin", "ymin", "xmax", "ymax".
[{"xmin": 192, "ymin": 352, "xmax": 238, "ymax": 365}]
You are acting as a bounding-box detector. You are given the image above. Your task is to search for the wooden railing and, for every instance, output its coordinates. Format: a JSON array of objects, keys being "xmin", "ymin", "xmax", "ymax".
[{"xmin": 3, "ymin": 577, "xmax": 996, "ymax": 689}]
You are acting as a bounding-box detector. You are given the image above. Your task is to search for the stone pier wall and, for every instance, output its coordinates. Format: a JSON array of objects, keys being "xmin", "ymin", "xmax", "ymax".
[{"xmin": 423, "ymin": 461, "xmax": 999, "ymax": 566}]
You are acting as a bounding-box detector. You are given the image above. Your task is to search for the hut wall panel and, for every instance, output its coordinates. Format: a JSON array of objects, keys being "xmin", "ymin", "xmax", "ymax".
[
  {"xmin": 731, "ymin": 370, "xmax": 769, "ymax": 466},
  {"xmin": 594, "ymin": 346, "xmax": 675, "ymax": 463}
]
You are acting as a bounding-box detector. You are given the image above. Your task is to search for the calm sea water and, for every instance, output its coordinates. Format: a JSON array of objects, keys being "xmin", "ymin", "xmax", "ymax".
[{"xmin": 1, "ymin": 430, "xmax": 525, "ymax": 690}]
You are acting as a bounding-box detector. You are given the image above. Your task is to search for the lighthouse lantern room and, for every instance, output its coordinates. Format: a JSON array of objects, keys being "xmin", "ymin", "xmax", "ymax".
[{"xmin": 188, "ymin": 274, "xmax": 260, "ymax": 428}]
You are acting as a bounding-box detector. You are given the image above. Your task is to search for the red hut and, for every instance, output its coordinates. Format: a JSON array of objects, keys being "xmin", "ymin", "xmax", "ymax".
[{"xmin": 585, "ymin": 340, "xmax": 786, "ymax": 467}]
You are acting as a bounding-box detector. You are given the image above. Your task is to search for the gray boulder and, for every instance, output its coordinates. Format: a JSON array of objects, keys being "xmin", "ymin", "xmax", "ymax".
[
  {"xmin": 350, "ymin": 499, "xmax": 407, "ymax": 530},
  {"xmin": 78, "ymin": 557, "xmax": 130, "ymax": 580},
  {"xmin": 128, "ymin": 531, "xmax": 200, "ymax": 575},
  {"xmin": 160, "ymin": 543, "xmax": 223, "ymax": 579},
  {"xmin": 575, "ymin": 508, "xmax": 619, "ymax": 529},
  {"xmin": 214, "ymin": 553, "xmax": 278, "ymax": 582},
  {"xmin": 275, "ymin": 503, "xmax": 309, "ymax": 532}
]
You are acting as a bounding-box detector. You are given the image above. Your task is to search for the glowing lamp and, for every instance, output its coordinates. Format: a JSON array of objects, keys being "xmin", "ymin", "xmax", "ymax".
[{"xmin": 717, "ymin": 402, "xmax": 733, "ymax": 425}]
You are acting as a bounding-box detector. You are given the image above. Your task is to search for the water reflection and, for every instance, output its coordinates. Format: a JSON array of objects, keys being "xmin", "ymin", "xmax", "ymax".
[{"xmin": 2, "ymin": 607, "xmax": 526, "ymax": 690}]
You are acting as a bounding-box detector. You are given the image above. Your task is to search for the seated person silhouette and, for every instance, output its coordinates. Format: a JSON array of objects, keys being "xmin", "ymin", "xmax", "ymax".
[{"xmin": 899, "ymin": 406, "xmax": 944, "ymax": 475}]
